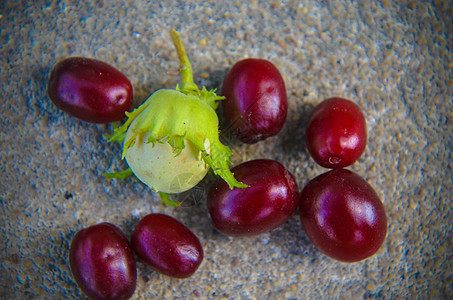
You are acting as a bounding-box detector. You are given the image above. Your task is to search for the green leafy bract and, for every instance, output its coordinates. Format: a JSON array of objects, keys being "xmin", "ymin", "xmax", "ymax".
[{"xmin": 105, "ymin": 30, "xmax": 246, "ymax": 206}]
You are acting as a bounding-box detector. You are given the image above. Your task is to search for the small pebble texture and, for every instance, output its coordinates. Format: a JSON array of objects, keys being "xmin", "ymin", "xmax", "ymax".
[{"xmin": 1, "ymin": 1, "xmax": 452, "ymax": 299}]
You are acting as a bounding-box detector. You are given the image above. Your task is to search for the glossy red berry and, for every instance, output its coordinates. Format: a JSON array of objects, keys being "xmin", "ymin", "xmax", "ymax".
[
  {"xmin": 299, "ymin": 169, "xmax": 387, "ymax": 262},
  {"xmin": 222, "ymin": 58, "xmax": 287, "ymax": 144},
  {"xmin": 305, "ymin": 97, "xmax": 367, "ymax": 168},
  {"xmin": 47, "ymin": 57, "xmax": 133, "ymax": 123},
  {"xmin": 131, "ymin": 213, "xmax": 203, "ymax": 278},
  {"xmin": 69, "ymin": 223, "xmax": 137, "ymax": 300},
  {"xmin": 208, "ymin": 159, "xmax": 298, "ymax": 236}
]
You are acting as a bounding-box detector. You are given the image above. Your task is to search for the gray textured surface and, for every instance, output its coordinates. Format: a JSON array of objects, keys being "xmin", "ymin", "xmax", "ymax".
[{"xmin": 1, "ymin": 0, "xmax": 452, "ymax": 299}]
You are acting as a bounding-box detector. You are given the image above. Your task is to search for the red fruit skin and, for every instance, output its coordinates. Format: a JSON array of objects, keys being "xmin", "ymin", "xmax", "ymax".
[
  {"xmin": 207, "ymin": 159, "xmax": 299, "ymax": 236},
  {"xmin": 131, "ymin": 214, "xmax": 203, "ymax": 278},
  {"xmin": 222, "ymin": 58, "xmax": 288, "ymax": 144},
  {"xmin": 69, "ymin": 223, "xmax": 137, "ymax": 300},
  {"xmin": 299, "ymin": 169, "xmax": 387, "ymax": 263},
  {"xmin": 305, "ymin": 97, "xmax": 367, "ymax": 168},
  {"xmin": 47, "ymin": 57, "xmax": 132, "ymax": 123}
]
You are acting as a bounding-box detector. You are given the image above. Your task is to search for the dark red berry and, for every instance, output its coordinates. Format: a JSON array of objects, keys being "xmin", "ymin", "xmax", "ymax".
[
  {"xmin": 47, "ymin": 57, "xmax": 132, "ymax": 123},
  {"xmin": 222, "ymin": 58, "xmax": 287, "ymax": 144},
  {"xmin": 131, "ymin": 213, "xmax": 203, "ymax": 278},
  {"xmin": 208, "ymin": 159, "xmax": 298, "ymax": 236},
  {"xmin": 299, "ymin": 169, "xmax": 387, "ymax": 262},
  {"xmin": 69, "ymin": 223, "xmax": 137, "ymax": 300},
  {"xmin": 305, "ymin": 97, "xmax": 367, "ymax": 168}
]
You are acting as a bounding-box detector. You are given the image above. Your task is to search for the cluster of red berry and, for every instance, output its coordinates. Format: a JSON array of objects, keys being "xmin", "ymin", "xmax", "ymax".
[{"xmin": 47, "ymin": 40, "xmax": 386, "ymax": 300}]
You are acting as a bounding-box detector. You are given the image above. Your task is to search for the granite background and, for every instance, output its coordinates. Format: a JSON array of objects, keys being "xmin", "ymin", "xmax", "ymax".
[{"xmin": 1, "ymin": 0, "xmax": 452, "ymax": 299}]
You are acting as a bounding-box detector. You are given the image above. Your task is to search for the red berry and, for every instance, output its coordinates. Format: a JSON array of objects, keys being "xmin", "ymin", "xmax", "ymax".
[
  {"xmin": 208, "ymin": 159, "xmax": 298, "ymax": 236},
  {"xmin": 131, "ymin": 214, "xmax": 203, "ymax": 278},
  {"xmin": 47, "ymin": 57, "xmax": 133, "ymax": 123},
  {"xmin": 222, "ymin": 58, "xmax": 287, "ymax": 144},
  {"xmin": 69, "ymin": 223, "xmax": 137, "ymax": 300},
  {"xmin": 299, "ymin": 169, "xmax": 387, "ymax": 262},
  {"xmin": 305, "ymin": 97, "xmax": 367, "ymax": 168}
]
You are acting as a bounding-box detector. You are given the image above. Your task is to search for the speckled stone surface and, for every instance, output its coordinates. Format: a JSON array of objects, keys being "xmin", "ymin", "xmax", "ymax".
[{"xmin": 1, "ymin": 1, "xmax": 452, "ymax": 299}]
